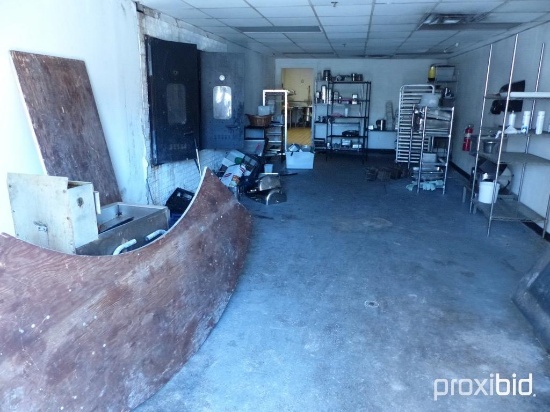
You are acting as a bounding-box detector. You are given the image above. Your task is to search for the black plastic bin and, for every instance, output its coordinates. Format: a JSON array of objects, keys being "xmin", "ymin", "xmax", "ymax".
[{"xmin": 165, "ymin": 188, "xmax": 195, "ymax": 214}]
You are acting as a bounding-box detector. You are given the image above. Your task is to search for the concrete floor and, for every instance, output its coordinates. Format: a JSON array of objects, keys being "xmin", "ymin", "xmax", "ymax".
[{"xmin": 137, "ymin": 153, "xmax": 550, "ymax": 411}]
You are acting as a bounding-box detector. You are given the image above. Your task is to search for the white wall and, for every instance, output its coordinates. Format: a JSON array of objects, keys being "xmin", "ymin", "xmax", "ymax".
[
  {"xmin": 0, "ymin": 0, "xmax": 146, "ymax": 235},
  {"xmin": 450, "ymin": 22, "xmax": 550, "ymax": 231},
  {"xmin": 275, "ymin": 58, "xmax": 447, "ymax": 126},
  {"xmin": 0, "ymin": 0, "xmax": 274, "ymax": 236}
]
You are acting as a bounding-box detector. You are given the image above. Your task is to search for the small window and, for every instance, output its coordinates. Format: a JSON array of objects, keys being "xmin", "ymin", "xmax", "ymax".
[
  {"xmin": 213, "ymin": 86, "xmax": 232, "ymax": 120},
  {"xmin": 166, "ymin": 83, "xmax": 187, "ymax": 125}
]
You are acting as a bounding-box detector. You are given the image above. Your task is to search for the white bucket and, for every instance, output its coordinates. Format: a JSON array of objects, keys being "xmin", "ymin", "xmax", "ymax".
[
  {"xmin": 264, "ymin": 163, "xmax": 273, "ymax": 173},
  {"xmin": 478, "ymin": 181, "xmax": 500, "ymax": 204}
]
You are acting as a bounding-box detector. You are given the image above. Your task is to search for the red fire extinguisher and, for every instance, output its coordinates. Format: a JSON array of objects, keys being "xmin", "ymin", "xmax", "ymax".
[{"xmin": 462, "ymin": 124, "xmax": 473, "ymax": 151}]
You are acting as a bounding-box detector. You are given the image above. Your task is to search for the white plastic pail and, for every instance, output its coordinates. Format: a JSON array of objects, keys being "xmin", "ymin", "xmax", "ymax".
[{"xmin": 478, "ymin": 181, "xmax": 500, "ymax": 204}]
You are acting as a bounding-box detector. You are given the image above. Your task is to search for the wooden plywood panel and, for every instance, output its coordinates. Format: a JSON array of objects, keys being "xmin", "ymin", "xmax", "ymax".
[
  {"xmin": 0, "ymin": 170, "xmax": 252, "ymax": 411},
  {"xmin": 10, "ymin": 51, "xmax": 121, "ymax": 205}
]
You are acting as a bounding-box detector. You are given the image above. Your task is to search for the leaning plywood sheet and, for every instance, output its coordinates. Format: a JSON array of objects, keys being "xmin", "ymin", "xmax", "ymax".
[
  {"xmin": 10, "ymin": 50, "xmax": 121, "ymax": 205},
  {"xmin": 0, "ymin": 169, "xmax": 252, "ymax": 411},
  {"xmin": 513, "ymin": 249, "xmax": 550, "ymax": 351}
]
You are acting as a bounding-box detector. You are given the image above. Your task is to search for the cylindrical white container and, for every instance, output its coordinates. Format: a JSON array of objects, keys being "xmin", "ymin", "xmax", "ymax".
[
  {"xmin": 521, "ymin": 111, "xmax": 531, "ymax": 133},
  {"xmin": 507, "ymin": 111, "xmax": 516, "ymax": 127},
  {"xmin": 478, "ymin": 181, "xmax": 501, "ymax": 204},
  {"xmin": 536, "ymin": 111, "xmax": 545, "ymax": 135},
  {"xmin": 344, "ymin": 107, "xmax": 349, "ymax": 117}
]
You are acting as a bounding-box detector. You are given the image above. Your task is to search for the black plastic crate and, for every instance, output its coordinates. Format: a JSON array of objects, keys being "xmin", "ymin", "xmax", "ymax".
[{"xmin": 165, "ymin": 188, "xmax": 195, "ymax": 214}]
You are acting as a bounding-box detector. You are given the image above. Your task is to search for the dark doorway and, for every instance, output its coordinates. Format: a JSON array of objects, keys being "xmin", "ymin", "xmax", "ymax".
[
  {"xmin": 146, "ymin": 36, "xmax": 200, "ymax": 165},
  {"xmin": 200, "ymin": 52, "xmax": 244, "ymax": 150}
]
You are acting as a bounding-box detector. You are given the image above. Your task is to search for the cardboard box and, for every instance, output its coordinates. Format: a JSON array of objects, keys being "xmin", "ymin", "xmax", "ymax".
[{"xmin": 286, "ymin": 151, "xmax": 314, "ymax": 169}]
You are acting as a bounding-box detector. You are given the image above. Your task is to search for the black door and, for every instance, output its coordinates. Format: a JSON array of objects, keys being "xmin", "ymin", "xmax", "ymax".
[
  {"xmin": 200, "ymin": 52, "xmax": 244, "ymax": 149},
  {"xmin": 146, "ymin": 36, "xmax": 199, "ymax": 165}
]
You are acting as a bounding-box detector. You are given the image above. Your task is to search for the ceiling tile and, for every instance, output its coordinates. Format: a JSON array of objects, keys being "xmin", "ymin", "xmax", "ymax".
[
  {"xmin": 326, "ymin": 32, "xmax": 368, "ymax": 39},
  {"xmin": 285, "ymin": 33, "xmax": 327, "ymax": 41},
  {"xmin": 182, "ymin": 0, "xmax": 249, "ymax": 7},
  {"xmin": 370, "ymin": 14, "xmax": 425, "ymax": 24},
  {"xmin": 217, "ymin": 18, "xmax": 271, "ymax": 26},
  {"xmin": 315, "ymin": 5, "xmax": 373, "ymax": 17},
  {"xmin": 484, "ymin": 13, "xmax": 547, "ymax": 23},
  {"xmin": 179, "ymin": 18, "xmax": 227, "ymax": 27},
  {"xmin": 310, "ymin": 0, "xmax": 373, "ymax": 5},
  {"xmin": 369, "ymin": 24, "xmax": 418, "ymax": 32},
  {"xmin": 201, "ymin": 7, "xmax": 263, "ymax": 19},
  {"xmin": 255, "ymin": 6, "xmax": 315, "ymax": 18},
  {"xmin": 323, "ymin": 25, "xmax": 369, "ymax": 33},
  {"xmin": 373, "ymin": 3, "xmax": 437, "ymax": 15},
  {"xmin": 319, "ymin": 16, "xmax": 370, "ymax": 26},
  {"xmin": 368, "ymin": 32, "xmax": 410, "ymax": 40},
  {"xmin": 433, "ymin": 2, "xmax": 505, "ymax": 14},
  {"xmin": 247, "ymin": 0, "xmax": 310, "ymax": 6},
  {"xmin": 494, "ymin": 1, "xmax": 550, "ymax": 13},
  {"xmin": 329, "ymin": 39, "xmax": 367, "ymax": 45},
  {"xmin": 138, "ymin": 0, "xmax": 549, "ymax": 59}
]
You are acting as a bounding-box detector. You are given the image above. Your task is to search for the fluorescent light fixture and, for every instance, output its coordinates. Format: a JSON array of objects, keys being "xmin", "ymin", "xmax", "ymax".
[{"xmin": 236, "ymin": 26, "xmax": 321, "ymax": 33}]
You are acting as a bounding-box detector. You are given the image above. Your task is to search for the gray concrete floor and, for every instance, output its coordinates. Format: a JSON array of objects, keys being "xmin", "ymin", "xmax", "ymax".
[{"xmin": 137, "ymin": 153, "xmax": 550, "ymax": 411}]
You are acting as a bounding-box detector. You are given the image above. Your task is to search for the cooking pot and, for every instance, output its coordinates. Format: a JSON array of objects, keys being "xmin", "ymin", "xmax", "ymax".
[
  {"xmin": 482, "ymin": 139, "xmax": 499, "ymax": 154},
  {"xmin": 376, "ymin": 119, "xmax": 386, "ymax": 131}
]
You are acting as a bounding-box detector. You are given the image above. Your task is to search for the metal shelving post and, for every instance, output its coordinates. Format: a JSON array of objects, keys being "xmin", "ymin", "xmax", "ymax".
[{"xmin": 470, "ymin": 34, "xmax": 550, "ymax": 237}]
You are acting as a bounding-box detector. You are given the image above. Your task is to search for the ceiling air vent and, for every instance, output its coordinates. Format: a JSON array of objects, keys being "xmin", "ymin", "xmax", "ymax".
[{"xmin": 418, "ymin": 13, "xmax": 518, "ymax": 31}]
